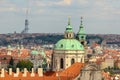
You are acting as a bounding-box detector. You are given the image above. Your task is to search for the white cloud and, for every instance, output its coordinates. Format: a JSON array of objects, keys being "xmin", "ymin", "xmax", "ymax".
[
  {"xmin": 0, "ymin": 1, "xmax": 28, "ymax": 13},
  {"xmin": 114, "ymin": 10, "xmax": 120, "ymax": 15},
  {"xmin": 32, "ymin": 0, "xmax": 72, "ymax": 7},
  {"xmin": 77, "ymin": 0, "xmax": 120, "ymax": 19},
  {"xmin": 77, "ymin": 0, "xmax": 88, "ymax": 4},
  {"xmin": 49, "ymin": 0, "xmax": 72, "ymax": 6},
  {"xmin": 34, "ymin": 9, "xmax": 45, "ymax": 14},
  {"xmin": 0, "ymin": 7, "xmax": 15, "ymax": 12},
  {"xmin": 57, "ymin": 0, "xmax": 72, "ymax": 6},
  {"xmin": 30, "ymin": 0, "xmax": 46, "ymax": 7},
  {"xmin": 0, "ymin": 1, "xmax": 16, "ymax": 12}
]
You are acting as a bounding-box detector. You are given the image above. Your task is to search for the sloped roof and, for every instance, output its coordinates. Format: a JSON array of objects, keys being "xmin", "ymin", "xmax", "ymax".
[{"xmin": 0, "ymin": 62, "xmax": 84, "ymax": 80}]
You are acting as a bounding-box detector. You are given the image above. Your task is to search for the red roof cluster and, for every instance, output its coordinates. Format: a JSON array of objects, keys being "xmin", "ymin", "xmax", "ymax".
[{"xmin": 0, "ymin": 62, "xmax": 84, "ymax": 80}]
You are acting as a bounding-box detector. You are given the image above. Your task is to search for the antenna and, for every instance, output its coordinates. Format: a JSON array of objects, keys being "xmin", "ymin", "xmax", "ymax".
[{"xmin": 21, "ymin": 0, "xmax": 29, "ymax": 34}]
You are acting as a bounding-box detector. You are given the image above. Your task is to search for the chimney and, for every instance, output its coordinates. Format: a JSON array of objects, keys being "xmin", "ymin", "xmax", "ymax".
[
  {"xmin": 9, "ymin": 68, "xmax": 12, "ymax": 75},
  {"xmin": 0, "ymin": 68, "xmax": 5, "ymax": 77},
  {"xmin": 38, "ymin": 68, "xmax": 43, "ymax": 77},
  {"xmin": 23, "ymin": 68, "xmax": 27, "ymax": 77},
  {"xmin": 31, "ymin": 68, "xmax": 35, "ymax": 77}
]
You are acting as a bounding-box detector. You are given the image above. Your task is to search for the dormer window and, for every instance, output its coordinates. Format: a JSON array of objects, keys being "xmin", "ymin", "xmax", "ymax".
[
  {"xmin": 72, "ymin": 45, "xmax": 74, "ymax": 48},
  {"xmin": 61, "ymin": 44, "xmax": 63, "ymax": 48}
]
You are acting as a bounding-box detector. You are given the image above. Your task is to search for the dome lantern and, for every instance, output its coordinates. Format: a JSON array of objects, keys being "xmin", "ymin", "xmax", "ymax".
[{"xmin": 64, "ymin": 17, "xmax": 74, "ymax": 39}]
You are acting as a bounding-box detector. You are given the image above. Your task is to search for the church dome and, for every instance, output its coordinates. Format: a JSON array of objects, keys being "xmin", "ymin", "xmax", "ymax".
[
  {"xmin": 31, "ymin": 50, "xmax": 38, "ymax": 55},
  {"xmin": 54, "ymin": 39, "xmax": 84, "ymax": 51},
  {"xmin": 40, "ymin": 49, "xmax": 46, "ymax": 58}
]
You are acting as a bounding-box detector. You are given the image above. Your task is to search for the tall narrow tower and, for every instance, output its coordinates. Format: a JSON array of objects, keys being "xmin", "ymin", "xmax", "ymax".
[
  {"xmin": 76, "ymin": 17, "xmax": 86, "ymax": 47},
  {"xmin": 21, "ymin": 2, "xmax": 29, "ymax": 34}
]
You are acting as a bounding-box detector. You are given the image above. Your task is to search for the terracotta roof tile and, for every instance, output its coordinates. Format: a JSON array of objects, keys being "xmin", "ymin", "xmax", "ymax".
[{"xmin": 0, "ymin": 62, "xmax": 84, "ymax": 80}]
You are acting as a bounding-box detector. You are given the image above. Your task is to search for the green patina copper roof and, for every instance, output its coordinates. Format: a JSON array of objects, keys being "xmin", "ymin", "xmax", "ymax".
[
  {"xmin": 78, "ymin": 17, "xmax": 85, "ymax": 34},
  {"xmin": 54, "ymin": 39, "xmax": 84, "ymax": 51},
  {"xmin": 31, "ymin": 50, "xmax": 38, "ymax": 55},
  {"xmin": 65, "ymin": 17, "xmax": 73, "ymax": 32},
  {"xmin": 42, "ymin": 58, "xmax": 47, "ymax": 65},
  {"xmin": 78, "ymin": 25, "xmax": 85, "ymax": 34},
  {"xmin": 7, "ymin": 45, "xmax": 11, "ymax": 49},
  {"xmin": 41, "ymin": 50, "xmax": 46, "ymax": 58}
]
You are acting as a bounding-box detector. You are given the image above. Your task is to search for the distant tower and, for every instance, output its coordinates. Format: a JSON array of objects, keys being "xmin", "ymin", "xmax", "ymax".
[
  {"xmin": 21, "ymin": 3, "xmax": 29, "ymax": 34},
  {"xmin": 76, "ymin": 17, "xmax": 87, "ymax": 47}
]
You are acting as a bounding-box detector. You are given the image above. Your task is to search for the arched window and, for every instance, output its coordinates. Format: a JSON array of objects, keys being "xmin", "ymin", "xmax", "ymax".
[
  {"xmin": 81, "ymin": 58, "xmax": 82, "ymax": 62},
  {"xmin": 55, "ymin": 60, "xmax": 57, "ymax": 68},
  {"xmin": 71, "ymin": 58, "xmax": 75, "ymax": 65},
  {"xmin": 81, "ymin": 41, "xmax": 84, "ymax": 45},
  {"xmin": 67, "ymin": 34, "xmax": 69, "ymax": 38},
  {"xmin": 60, "ymin": 58, "xmax": 64, "ymax": 69}
]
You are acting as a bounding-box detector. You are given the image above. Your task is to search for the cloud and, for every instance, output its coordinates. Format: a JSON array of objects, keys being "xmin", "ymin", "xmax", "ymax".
[
  {"xmin": 0, "ymin": 7, "xmax": 16, "ymax": 12},
  {"xmin": 29, "ymin": 0, "xmax": 72, "ymax": 14},
  {"xmin": 0, "ymin": 0, "xmax": 120, "ymax": 34},
  {"xmin": 32, "ymin": 0, "xmax": 72, "ymax": 7},
  {"xmin": 76, "ymin": 0, "xmax": 120, "ymax": 19},
  {"xmin": 30, "ymin": 0, "xmax": 46, "ymax": 7},
  {"xmin": 77, "ymin": 0, "xmax": 88, "ymax": 5},
  {"xmin": 114, "ymin": 10, "xmax": 120, "ymax": 15},
  {"xmin": 0, "ymin": 0, "xmax": 28, "ymax": 13},
  {"xmin": 34, "ymin": 9, "xmax": 45, "ymax": 14},
  {"xmin": 56, "ymin": 0, "xmax": 72, "ymax": 6},
  {"xmin": 0, "ymin": 1, "xmax": 16, "ymax": 12}
]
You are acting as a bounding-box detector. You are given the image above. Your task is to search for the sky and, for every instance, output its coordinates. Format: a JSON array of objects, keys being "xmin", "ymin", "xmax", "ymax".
[{"xmin": 0, "ymin": 0, "xmax": 120, "ymax": 34}]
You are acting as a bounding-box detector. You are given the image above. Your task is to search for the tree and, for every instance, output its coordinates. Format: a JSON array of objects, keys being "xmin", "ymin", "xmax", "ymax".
[
  {"xmin": 9, "ymin": 57, "xmax": 14, "ymax": 65},
  {"xmin": 8, "ymin": 57, "xmax": 15, "ymax": 71},
  {"xmin": 16, "ymin": 60, "xmax": 33, "ymax": 71},
  {"xmin": 42, "ymin": 58, "xmax": 47, "ymax": 72}
]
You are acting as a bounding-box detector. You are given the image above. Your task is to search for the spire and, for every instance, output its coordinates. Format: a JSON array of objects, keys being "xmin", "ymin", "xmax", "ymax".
[
  {"xmin": 68, "ymin": 16, "xmax": 71, "ymax": 25},
  {"xmin": 80, "ymin": 17, "xmax": 83, "ymax": 26},
  {"xmin": 26, "ymin": 7, "xmax": 28, "ymax": 19},
  {"xmin": 78, "ymin": 16, "xmax": 85, "ymax": 34},
  {"xmin": 77, "ymin": 16, "xmax": 86, "ymax": 43}
]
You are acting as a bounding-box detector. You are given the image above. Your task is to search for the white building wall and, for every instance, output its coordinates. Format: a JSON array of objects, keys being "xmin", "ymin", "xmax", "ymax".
[{"xmin": 53, "ymin": 50, "xmax": 85, "ymax": 71}]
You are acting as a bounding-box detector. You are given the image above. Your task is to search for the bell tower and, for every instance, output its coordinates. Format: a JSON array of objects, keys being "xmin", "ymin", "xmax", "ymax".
[{"xmin": 77, "ymin": 17, "xmax": 86, "ymax": 47}]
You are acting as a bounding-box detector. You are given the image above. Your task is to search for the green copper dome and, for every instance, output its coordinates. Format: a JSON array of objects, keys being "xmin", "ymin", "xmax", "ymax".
[
  {"xmin": 7, "ymin": 45, "xmax": 11, "ymax": 49},
  {"xmin": 40, "ymin": 50, "xmax": 46, "ymax": 58},
  {"xmin": 31, "ymin": 50, "xmax": 38, "ymax": 55},
  {"xmin": 54, "ymin": 39, "xmax": 84, "ymax": 50},
  {"xmin": 54, "ymin": 17, "xmax": 84, "ymax": 51}
]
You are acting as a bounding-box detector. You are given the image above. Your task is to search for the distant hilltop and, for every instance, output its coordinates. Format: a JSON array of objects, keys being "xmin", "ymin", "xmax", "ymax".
[{"xmin": 0, "ymin": 33, "xmax": 120, "ymax": 46}]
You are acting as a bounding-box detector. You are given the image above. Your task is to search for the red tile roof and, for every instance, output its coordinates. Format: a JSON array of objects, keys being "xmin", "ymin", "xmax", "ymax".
[{"xmin": 0, "ymin": 62, "xmax": 84, "ymax": 80}]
